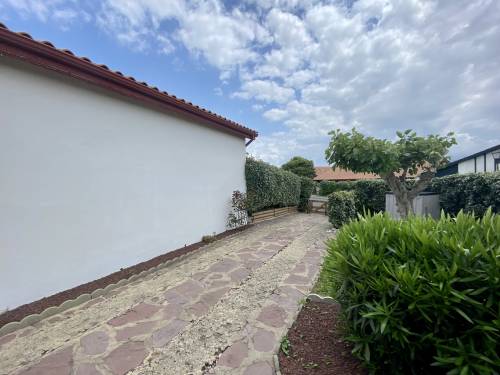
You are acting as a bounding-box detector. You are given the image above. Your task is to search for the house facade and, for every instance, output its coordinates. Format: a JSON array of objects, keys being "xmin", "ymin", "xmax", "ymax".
[
  {"xmin": 0, "ymin": 25, "xmax": 257, "ymax": 311},
  {"xmin": 436, "ymin": 144, "xmax": 500, "ymax": 177}
]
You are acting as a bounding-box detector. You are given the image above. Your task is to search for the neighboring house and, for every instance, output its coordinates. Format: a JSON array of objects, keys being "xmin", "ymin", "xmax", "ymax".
[
  {"xmin": 314, "ymin": 166, "xmax": 379, "ymax": 182},
  {"xmin": 0, "ymin": 25, "xmax": 257, "ymax": 311},
  {"xmin": 437, "ymin": 144, "xmax": 500, "ymax": 177}
]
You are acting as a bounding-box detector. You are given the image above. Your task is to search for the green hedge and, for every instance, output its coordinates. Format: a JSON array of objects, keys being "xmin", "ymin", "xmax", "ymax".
[
  {"xmin": 319, "ymin": 180, "xmax": 354, "ymax": 196},
  {"xmin": 298, "ymin": 177, "xmax": 315, "ymax": 212},
  {"xmin": 322, "ymin": 211, "xmax": 500, "ymax": 374},
  {"xmin": 327, "ymin": 191, "xmax": 357, "ymax": 228},
  {"xmin": 245, "ymin": 158, "xmax": 301, "ymax": 213},
  {"xmin": 430, "ymin": 172, "xmax": 500, "ymax": 216},
  {"xmin": 320, "ymin": 179, "xmax": 388, "ymax": 214},
  {"xmin": 353, "ymin": 180, "xmax": 388, "ymax": 213}
]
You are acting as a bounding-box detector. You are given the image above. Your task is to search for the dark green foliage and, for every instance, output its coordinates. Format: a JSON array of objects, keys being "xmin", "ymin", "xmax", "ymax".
[
  {"xmin": 353, "ymin": 180, "xmax": 388, "ymax": 213},
  {"xmin": 430, "ymin": 172, "xmax": 500, "ymax": 216},
  {"xmin": 320, "ymin": 180, "xmax": 388, "ymax": 213},
  {"xmin": 319, "ymin": 180, "xmax": 354, "ymax": 196},
  {"xmin": 323, "ymin": 211, "xmax": 500, "ymax": 374},
  {"xmin": 298, "ymin": 177, "xmax": 315, "ymax": 212},
  {"xmin": 245, "ymin": 157, "xmax": 301, "ymax": 214},
  {"xmin": 281, "ymin": 156, "xmax": 316, "ymax": 178},
  {"xmin": 327, "ymin": 191, "xmax": 357, "ymax": 228}
]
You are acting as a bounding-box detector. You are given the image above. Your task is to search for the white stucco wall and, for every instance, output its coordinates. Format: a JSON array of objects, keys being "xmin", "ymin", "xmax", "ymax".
[
  {"xmin": 458, "ymin": 158, "xmax": 476, "ymax": 174},
  {"xmin": 0, "ymin": 58, "xmax": 247, "ymax": 310},
  {"xmin": 458, "ymin": 151, "xmax": 499, "ymax": 174}
]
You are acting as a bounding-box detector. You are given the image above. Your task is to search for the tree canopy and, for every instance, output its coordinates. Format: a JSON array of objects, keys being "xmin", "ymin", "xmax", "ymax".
[
  {"xmin": 325, "ymin": 129, "xmax": 456, "ymax": 217},
  {"xmin": 282, "ymin": 156, "xmax": 316, "ymax": 179}
]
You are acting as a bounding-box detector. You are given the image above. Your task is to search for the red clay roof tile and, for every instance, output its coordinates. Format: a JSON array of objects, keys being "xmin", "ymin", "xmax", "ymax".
[{"xmin": 0, "ymin": 24, "xmax": 257, "ymax": 140}]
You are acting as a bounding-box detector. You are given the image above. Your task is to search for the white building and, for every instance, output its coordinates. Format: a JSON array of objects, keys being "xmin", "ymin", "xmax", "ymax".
[
  {"xmin": 437, "ymin": 145, "xmax": 500, "ymax": 177},
  {"xmin": 0, "ymin": 25, "xmax": 257, "ymax": 311}
]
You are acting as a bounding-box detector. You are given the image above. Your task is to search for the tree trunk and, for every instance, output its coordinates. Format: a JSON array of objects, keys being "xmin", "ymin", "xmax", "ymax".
[
  {"xmin": 382, "ymin": 169, "xmax": 436, "ymax": 219},
  {"xmin": 383, "ymin": 173, "xmax": 413, "ymax": 218}
]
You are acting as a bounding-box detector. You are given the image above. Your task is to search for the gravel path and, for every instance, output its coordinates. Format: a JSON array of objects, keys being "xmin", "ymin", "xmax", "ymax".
[{"xmin": 0, "ymin": 213, "xmax": 332, "ymax": 375}]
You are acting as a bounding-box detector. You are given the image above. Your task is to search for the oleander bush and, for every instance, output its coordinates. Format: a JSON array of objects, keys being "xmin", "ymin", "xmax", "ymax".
[
  {"xmin": 298, "ymin": 177, "xmax": 315, "ymax": 212},
  {"xmin": 327, "ymin": 191, "xmax": 357, "ymax": 228},
  {"xmin": 322, "ymin": 211, "xmax": 500, "ymax": 374},
  {"xmin": 245, "ymin": 157, "xmax": 301, "ymax": 214},
  {"xmin": 430, "ymin": 172, "xmax": 500, "ymax": 216}
]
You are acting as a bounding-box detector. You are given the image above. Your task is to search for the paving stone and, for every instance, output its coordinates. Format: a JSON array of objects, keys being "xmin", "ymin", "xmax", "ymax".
[
  {"xmin": 107, "ymin": 303, "xmax": 161, "ymax": 327},
  {"xmin": 278, "ymin": 286, "xmax": 305, "ymax": 302},
  {"xmin": 18, "ymin": 346, "xmax": 73, "ymax": 375},
  {"xmin": 229, "ymin": 267, "xmax": 251, "ymax": 282},
  {"xmin": 0, "ymin": 333, "xmax": 16, "ymax": 348},
  {"xmin": 262, "ymin": 244, "xmax": 282, "ymax": 251},
  {"xmin": 171, "ymin": 279, "xmax": 204, "ymax": 299},
  {"xmin": 217, "ymin": 341, "xmax": 248, "ymax": 368},
  {"xmin": 200, "ymin": 287, "xmax": 230, "ymax": 307},
  {"xmin": 251, "ymin": 328, "xmax": 275, "ymax": 352},
  {"xmin": 164, "ymin": 290, "xmax": 190, "ymax": 305},
  {"xmin": 207, "ymin": 258, "xmax": 239, "ymax": 273},
  {"xmin": 243, "ymin": 361, "xmax": 274, "ymax": 375},
  {"xmin": 284, "ymin": 274, "xmax": 310, "ymax": 285},
  {"xmin": 162, "ymin": 303, "xmax": 183, "ymax": 320},
  {"xmin": 256, "ymin": 304, "xmax": 286, "ymax": 328},
  {"xmin": 151, "ymin": 319, "xmax": 188, "ymax": 347},
  {"xmin": 115, "ymin": 321, "xmax": 156, "ymax": 341},
  {"xmin": 80, "ymin": 330, "xmax": 109, "ymax": 355},
  {"xmin": 74, "ymin": 363, "xmax": 102, "ymax": 375},
  {"xmin": 207, "ymin": 279, "xmax": 231, "ymax": 288},
  {"xmin": 186, "ymin": 301, "xmax": 209, "ymax": 317},
  {"xmin": 292, "ymin": 263, "xmax": 306, "ymax": 274},
  {"xmin": 104, "ymin": 341, "xmax": 147, "ymax": 375}
]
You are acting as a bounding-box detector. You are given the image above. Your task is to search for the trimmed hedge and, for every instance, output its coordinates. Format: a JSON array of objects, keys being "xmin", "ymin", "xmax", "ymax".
[
  {"xmin": 327, "ymin": 191, "xmax": 357, "ymax": 228},
  {"xmin": 322, "ymin": 211, "xmax": 500, "ymax": 374},
  {"xmin": 353, "ymin": 180, "xmax": 388, "ymax": 213},
  {"xmin": 298, "ymin": 177, "xmax": 315, "ymax": 212},
  {"xmin": 430, "ymin": 172, "xmax": 500, "ymax": 216},
  {"xmin": 245, "ymin": 158, "xmax": 301, "ymax": 213},
  {"xmin": 319, "ymin": 180, "xmax": 354, "ymax": 196},
  {"xmin": 320, "ymin": 179, "xmax": 388, "ymax": 214}
]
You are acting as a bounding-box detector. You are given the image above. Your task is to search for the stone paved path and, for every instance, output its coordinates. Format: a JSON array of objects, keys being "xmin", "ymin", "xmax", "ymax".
[{"xmin": 0, "ymin": 213, "xmax": 332, "ymax": 375}]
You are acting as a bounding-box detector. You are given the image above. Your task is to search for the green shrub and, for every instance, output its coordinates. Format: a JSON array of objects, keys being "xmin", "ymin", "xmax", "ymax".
[
  {"xmin": 323, "ymin": 211, "xmax": 500, "ymax": 374},
  {"xmin": 319, "ymin": 180, "xmax": 354, "ymax": 196},
  {"xmin": 245, "ymin": 157, "xmax": 301, "ymax": 213},
  {"xmin": 298, "ymin": 177, "xmax": 315, "ymax": 212},
  {"xmin": 431, "ymin": 172, "xmax": 500, "ymax": 216},
  {"xmin": 327, "ymin": 191, "xmax": 357, "ymax": 228},
  {"xmin": 352, "ymin": 180, "xmax": 388, "ymax": 213}
]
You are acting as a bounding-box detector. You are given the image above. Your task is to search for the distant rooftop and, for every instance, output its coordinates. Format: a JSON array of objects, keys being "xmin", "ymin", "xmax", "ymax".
[{"xmin": 314, "ymin": 167, "xmax": 379, "ymax": 181}]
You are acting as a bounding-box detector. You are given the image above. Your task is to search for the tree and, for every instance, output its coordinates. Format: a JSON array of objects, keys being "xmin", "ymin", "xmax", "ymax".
[
  {"xmin": 325, "ymin": 129, "xmax": 456, "ymax": 218},
  {"xmin": 282, "ymin": 156, "xmax": 316, "ymax": 178}
]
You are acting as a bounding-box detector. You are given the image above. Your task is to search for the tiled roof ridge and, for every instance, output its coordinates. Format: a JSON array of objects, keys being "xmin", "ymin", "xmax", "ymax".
[{"xmin": 0, "ymin": 22, "xmax": 257, "ymax": 140}]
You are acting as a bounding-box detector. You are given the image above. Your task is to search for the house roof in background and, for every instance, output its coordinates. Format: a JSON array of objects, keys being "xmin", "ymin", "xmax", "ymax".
[
  {"xmin": 314, "ymin": 167, "xmax": 379, "ymax": 181},
  {"xmin": 443, "ymin": 144, "xmax": 500, "ymax": 167},
  {"xmin": 0, "ymin": 23, "xmax": 258, "ymax": 140}
]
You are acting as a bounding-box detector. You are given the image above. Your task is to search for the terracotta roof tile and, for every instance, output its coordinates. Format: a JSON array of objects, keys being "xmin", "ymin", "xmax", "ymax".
[
  {"xmin": 314, "ymin": 167, "xmax": 379, "ymax": 181},
  {"xmin": 0, "ymin": 23, "xmax": 257, "ymax": 140}
]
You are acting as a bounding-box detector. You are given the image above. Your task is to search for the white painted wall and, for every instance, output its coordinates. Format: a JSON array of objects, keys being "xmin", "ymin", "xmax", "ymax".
[
  {"xmin": 0, "ymin": 58, "xmax": 247, "ymax": 310},
  {"xmin": 458, "ymin": 158, "xmax": 476, "ymax": 174},
  {"xmin": 457, "ymin": 150, "xmax": 499, "ymax": 174}
]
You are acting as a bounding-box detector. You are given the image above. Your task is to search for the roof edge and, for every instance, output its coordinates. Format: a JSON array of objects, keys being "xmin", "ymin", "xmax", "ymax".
[{"xmin": 0, "ymin": 24, "xmax": 258, "ymax": 140}]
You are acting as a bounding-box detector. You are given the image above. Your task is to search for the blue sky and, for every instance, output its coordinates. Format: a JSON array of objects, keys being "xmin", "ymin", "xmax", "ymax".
[{"xmin": 1, "ymin": 1, "xmax": 499, "ymax": 166}]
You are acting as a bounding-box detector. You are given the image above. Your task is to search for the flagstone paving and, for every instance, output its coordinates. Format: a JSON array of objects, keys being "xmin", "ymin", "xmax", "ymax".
[{"xmin": 0, "ymin": 213, "xmax": 332, "ymax": 375}]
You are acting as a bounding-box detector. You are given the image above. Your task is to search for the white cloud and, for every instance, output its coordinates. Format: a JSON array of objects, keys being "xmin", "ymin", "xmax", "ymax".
[
  {"xmin": 233, "ymin": 80, "xmax": 295, "ymax": 103},
  {"xmin": 5, "ymin": 0, "xmax": 500, "ymax": 165}
]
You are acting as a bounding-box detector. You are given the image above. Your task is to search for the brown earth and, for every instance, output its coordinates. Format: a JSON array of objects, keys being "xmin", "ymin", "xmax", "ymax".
[{"xmin": 279, "ymin": 301, "xmax": 366, "ymax": 375}]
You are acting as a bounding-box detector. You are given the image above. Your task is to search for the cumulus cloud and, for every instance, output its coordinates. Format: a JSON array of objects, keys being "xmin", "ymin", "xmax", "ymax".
[{"xmin": 4, "ymin": 0, "xmax": 500, "ymax": 165}]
